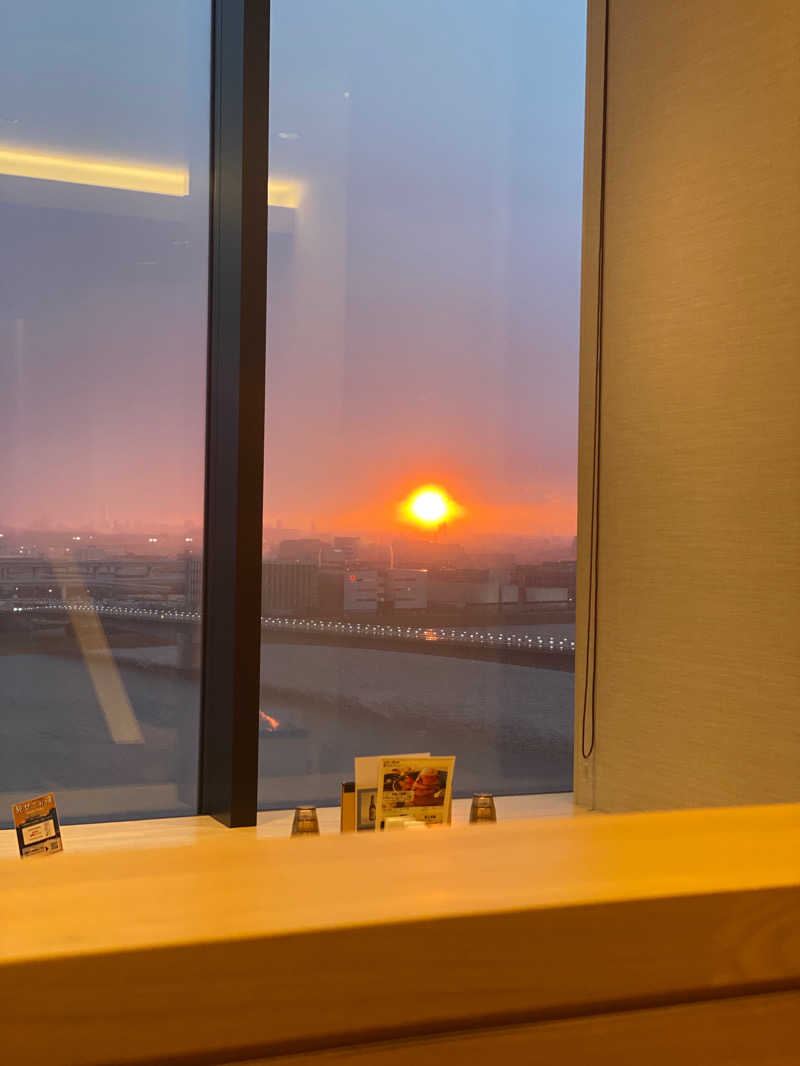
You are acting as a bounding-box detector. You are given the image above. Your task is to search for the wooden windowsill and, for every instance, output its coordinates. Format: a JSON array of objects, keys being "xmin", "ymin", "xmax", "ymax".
[
  {"xmin": 0, "ymin": 791, "xmax": 576, "ymax": 861},
  {"xmin": 1, "ymin": 802, "xmax": 799, "ymax": 1065}
]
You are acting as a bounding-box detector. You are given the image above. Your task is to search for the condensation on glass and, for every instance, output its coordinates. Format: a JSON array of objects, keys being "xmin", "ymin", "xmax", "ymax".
[
  {"xmin": 0, "ymin": 2, "xmax": 210, "ymax": 825},
  {"xmin": 259, "ymin": 1, "xmax": 587, "ymax": 810}
]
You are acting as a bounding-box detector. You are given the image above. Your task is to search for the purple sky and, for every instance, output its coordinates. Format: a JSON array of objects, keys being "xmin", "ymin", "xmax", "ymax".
[{"xmin": 1, "ymin": 1, "xmax": 586, "ymax": 541}]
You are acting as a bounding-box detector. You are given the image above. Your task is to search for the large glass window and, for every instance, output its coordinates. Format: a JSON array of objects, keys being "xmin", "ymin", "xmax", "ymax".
[
  {"xmin": 259, "ymin": 1, "xmax": 586, "ymax": 809},
  {"xmin": 1, "ymin": 2, "xmax": 210, "ymax": 824}
]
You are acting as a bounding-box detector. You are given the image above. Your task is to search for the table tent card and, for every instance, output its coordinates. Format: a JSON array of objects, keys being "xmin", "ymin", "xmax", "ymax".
[
  {"xmin": 354, "ymin": 753, "xmax": 429, "ymax": 831},
  {"xmin": 374, "ymin": 755, "xmax": 455, "ymax": 829}
]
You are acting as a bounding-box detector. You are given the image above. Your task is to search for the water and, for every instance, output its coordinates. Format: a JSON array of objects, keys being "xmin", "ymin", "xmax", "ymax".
[
  {"xmin": 0, "ymin": 629, "xmax": 574, "ymax": 824},
  {"xmin": 0, "ymin": 651, "xmax": 199, "ymax": 825},
  {"xmin": 258, "ymin": 643, "xmax": 573, "ymax": 808}
]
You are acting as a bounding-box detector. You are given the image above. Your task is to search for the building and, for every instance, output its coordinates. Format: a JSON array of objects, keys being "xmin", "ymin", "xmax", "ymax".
[
  {"xmin": 320, "ymin": 545, "xmax": 349, "ymax": 568},
  {"xmin": 332, "ymin": 536, "xmax": 360, "ymax": 561},
  {"xmin": 523, "ymin": 586, "xmax": 569, "ymax": 603},
  {"xmin": 277, "ymin": 538, "xmax": 326, "ymax": 564},
  {"xmin": 184, "ymin": 555, "xmax": 203, "ymax": 611},
  {"xmin": 426, "ymin": 568, "xmax": 515, "ymax": 607},
  {"xmin": 0, "ymin": 556, "xmax": 188, "ymax": 603},
  {"xmin": 318, "ymin": 569, "xmax": 379, "ymax": 613},
  {"xmin": 391, "ymin": 539, "xmax": 467, "ymax": 570},
  {"xmin": 513, "ymin": 561, "xmax": 576, "ymax": 602},
  {"xmin": 320, "ymin": 537, "xmax": 364, "ymax": 568},
  {"xmin": 465, "ymin": 552, "xmax": 516, "ymax": 571},
  {"xmin": 75, "ymin": 547, "xmax": 108, "ymax": 562},
  {"xmin": 381, "ymin": 568, "xmax": 428, "ymax": 610},
  {"xmin": 261, "ymin": 561, "xmax": 319, "ymax": 614},
  {"xmin": 344, "ymin": 570, "xmax": 379, "ymax": 611}
]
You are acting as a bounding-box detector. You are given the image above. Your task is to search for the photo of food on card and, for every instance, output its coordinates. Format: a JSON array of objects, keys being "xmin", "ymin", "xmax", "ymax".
[
  {"xmin": 354, "ymin": 752, "xmax": 429, "ymax": 831},
  {"xmin": 374, "ymin": 756, "xmax": 455, "ymax": 829}
]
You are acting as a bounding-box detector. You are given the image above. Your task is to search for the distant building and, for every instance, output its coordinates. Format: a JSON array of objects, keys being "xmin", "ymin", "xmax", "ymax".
[
  {"xmin": 392, "ymin": 539, "xmax": 467, "ymax": 569},
  {"xmin": 0, "ymin": 556, "xmax": 187, "ymax": 602},
  {"xmin": 262, "ymin": 561, "xmax": 319, "ymax": 614},
  {"xmin": 345, "ymin": 570, "xmax": 379, "ymax": 611},
  {"xmin": 333, "ymin": 536, "xmax": 360, "ymax": 560},
  {"xmin": 360, "ymin": 542, "xmax": 394, "ymax": 568},
  {"xmin": 98, "ymin": 559, "xmax": 187, "ymax": 602},
  {"xmin": 465, "ymin": 552, "xmax": 516, "ymax": 571},
  {"xmin": 75, "ymin": 547, "xmax": 107, "ymax": 562},
  {"xmin": 319, "ymin": 569, "xmax": 379, "ymax": 613},
  {"xmin": 427, "ymin": 568, "xmax": 503, "ymax": 607},
  {"xmin": 277, "ymin": 538, "xmax": 326, "ymax": 564},
  {"xmin": 513, "ymin": 560, "xmax": 576, "ymax": 601},
  {"xmin": 0, "ymin": 557, "xmax": 57, "ymax": 599},
  {"xmin": 321, "ymin": 537, "xmax": 364, "ymax": 568},
  {"xmin": 524, "ymin": 587, "xmax": 569, "ymax": 603},
  {"xmin": 382, "ymin": 569, "xmax": 428, "ymax": 610},
  {"xmin": 184, "ymin": 555, "xmax": 203, "ymax": 611},
  {"xmin": 320, "ymin": 546, "xmax": 348, "ymax": 568}
]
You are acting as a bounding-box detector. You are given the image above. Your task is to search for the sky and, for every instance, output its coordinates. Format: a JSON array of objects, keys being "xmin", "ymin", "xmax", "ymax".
[{"xmin": 1, "ymin": 1, "xmax": 587, "ymax": 543}]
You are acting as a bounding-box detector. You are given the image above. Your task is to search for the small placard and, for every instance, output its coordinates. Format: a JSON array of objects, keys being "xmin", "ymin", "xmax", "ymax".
[
  {"xmin": 375, "ymin": 755, "xmax": 455, "ymax": 830},
  {"xmin": 12, "ymin": 793, "xmax": 63, "ymax": 858},
  {"xmin": 354, "ymin": 753, "xmax": 429, "ymax": 831}
]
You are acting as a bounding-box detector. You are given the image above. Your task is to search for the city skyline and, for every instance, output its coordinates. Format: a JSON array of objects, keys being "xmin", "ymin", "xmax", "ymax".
[
  {"xmin": 0, "ymin": 519, "xmax": 576, "ymax": 565},
  {"xmin": 0, "ymin": 481, "xmax": 578, "ymax": 543}
]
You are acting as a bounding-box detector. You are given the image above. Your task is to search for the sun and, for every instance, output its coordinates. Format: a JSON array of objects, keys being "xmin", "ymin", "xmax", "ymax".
[
  {"xmin": 400, "ymin": 485, "xmax": 463, "ymax": 528},
  {"xmin": 411, "ymin": 490, "xmax": 448, "ymax": 524}
]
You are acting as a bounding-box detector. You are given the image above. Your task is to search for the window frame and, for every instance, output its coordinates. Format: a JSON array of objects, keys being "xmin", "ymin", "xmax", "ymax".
[
  {"xmin": 199, "ymin": 0, "xmax": 270, "ymax": 827},
  {"xmin": 201, "ymin": 0, "xmax": 595, "ymax": 827}
]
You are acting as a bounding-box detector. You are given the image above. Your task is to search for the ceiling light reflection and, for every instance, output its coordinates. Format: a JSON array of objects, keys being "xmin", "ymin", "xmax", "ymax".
[
  {"xmin": 0, "ymin": 146, "xmax": 189, "ymax": 197},
  {"xmin": 268, "ymin": 179, "xmax": 301, "ymax": 208},
  {"xmin": 0, "ymin": 145, "xmax": 303, "ymax": 210}
]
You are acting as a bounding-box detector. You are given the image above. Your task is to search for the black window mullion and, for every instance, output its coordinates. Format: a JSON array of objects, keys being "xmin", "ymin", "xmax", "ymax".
[{"xmin": 199, "ymin": 0, "xmax": 269, "ymax": 827}]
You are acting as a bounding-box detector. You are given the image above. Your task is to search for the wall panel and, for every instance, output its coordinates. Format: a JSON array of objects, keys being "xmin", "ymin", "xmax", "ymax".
[{"xmin": 578, "ymin": 0, "xmax": 800, "ymax": 810}]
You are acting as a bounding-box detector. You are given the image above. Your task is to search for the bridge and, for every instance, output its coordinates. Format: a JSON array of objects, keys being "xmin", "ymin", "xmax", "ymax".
[{"xmin": 3, "ymin": 601, "xmax": 575, "ymax": 670}]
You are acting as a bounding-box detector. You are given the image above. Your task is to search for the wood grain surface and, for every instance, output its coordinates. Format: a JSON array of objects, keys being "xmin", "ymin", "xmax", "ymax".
[
  {"xmin": 1, "ymin": 803, "xmax": 799, "ymax": 1065},
  {"xmin": 0, "ymin": 793, "xmax": 577, "ymax": 861},
  {"xmin": 236, "ymin": 991, "xmax": 800, "ymax": 1066}
]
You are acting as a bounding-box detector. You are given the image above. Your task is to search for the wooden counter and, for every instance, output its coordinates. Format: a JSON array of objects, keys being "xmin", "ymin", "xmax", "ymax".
[{"xmin": 2, "ymin": 803, "xmax": 799, "ymax": 1065}]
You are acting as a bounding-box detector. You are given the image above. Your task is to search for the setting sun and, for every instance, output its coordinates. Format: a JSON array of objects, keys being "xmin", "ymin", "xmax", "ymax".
[
  {"xmin": 412, "ymin": 490, "xmax": 448, "ymax": 524},
  {"xmin": 400, "ymin": 485, "xmax": 464, "ymax": 528}
]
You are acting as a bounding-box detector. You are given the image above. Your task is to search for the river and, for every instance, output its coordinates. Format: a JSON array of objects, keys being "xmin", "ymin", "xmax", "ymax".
[{"xmin": 0, "ymin": 624, "xmax": 574, "ymax": 824}]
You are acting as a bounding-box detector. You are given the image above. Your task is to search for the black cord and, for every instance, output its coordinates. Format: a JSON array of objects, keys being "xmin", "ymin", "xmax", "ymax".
[{"xmin": 581, "ymin": 0, "xmax": 610, "ymax": 760}]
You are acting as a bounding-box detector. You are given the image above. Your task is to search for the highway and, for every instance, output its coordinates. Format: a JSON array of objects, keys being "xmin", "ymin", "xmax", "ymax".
[{"xmin": 4, "ymin": 601, "xmax": 576, "ymax": 670}]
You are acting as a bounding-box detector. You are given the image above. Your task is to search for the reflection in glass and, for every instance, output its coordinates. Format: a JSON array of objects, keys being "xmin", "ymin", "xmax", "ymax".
[{"xmin": 1, "ymin": 2, "xmax": 210, "ymax": 825}]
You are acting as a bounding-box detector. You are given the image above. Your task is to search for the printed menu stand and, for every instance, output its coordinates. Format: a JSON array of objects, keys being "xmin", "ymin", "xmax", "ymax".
[{"xmin": 13, "ymin": 793, "xmax": 64, "ymax": 858}]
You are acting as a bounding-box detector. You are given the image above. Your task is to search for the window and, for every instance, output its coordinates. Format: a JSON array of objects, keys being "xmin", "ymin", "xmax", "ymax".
[
  {"xmin": 259, "ymin": 1, "xmax": 586, "ymax": 809},
  {"xmin": 1, "ymin": 2, "xmax": 586, "ymax": 829},
  {"xmin": 0, "ymin": 2, "xmax": 210, "ymax": 825}
]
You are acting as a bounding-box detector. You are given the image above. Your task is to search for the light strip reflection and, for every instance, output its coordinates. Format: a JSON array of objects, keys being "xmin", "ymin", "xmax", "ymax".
[
  {"xmin": 0, "ymin": 146, "xmax": 190, "ymax": 197},
  {"xmin": 0, "ymin": 146, "xmax": 302, "ymax": 209},
  {"xmin": 267, "ymin": 180, "xmax": 301, "ymax": 208}
]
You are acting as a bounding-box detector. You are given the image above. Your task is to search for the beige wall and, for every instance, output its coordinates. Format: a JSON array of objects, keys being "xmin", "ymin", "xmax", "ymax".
[{"xmin": 576, "ymin": 0, "xmax": 800, "ymax": 811}]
